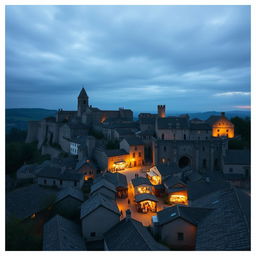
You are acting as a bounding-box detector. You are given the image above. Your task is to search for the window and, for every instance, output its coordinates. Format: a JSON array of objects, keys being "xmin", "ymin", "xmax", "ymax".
[
  {"xmin": 135, "ymin": 146, "xmax": 137, "ymax": 151},
  {"xmin": 53, "ymin": 180, "xmax": 56, "ymax": 185},
  {"xmin": 44, "ymin": 179, "xmax": 47, "ymax": 185},
  {"xmin": 177, "ymin": 232, "xmax": 184, "ymax": 241},
  {"xmin": 74, "ymin": 181, "xmax": 77, "ymax": 187},
  {"xmin": 139, "ymin": 152, "xmax": 142, "ymax": 157},
  {"xmin": 60, "ymin": 180, "xmax": 63, "ymax": 185},
  {"xmin": 164, "ymin": 146, "xmax": 166, "ymax": 152},
  {"xmin": 83, "ymin": 100, "xmax": 86, "ymax": 104},
  {"xmin": 229, "ymin": 168, "xmax": 233, "ymax": 172},
  {"xmin": 161, "ymin": 133, "xmax": 165, "ymax": 140},
  {"xmin": 184, "ymin": 134, "xmax": 186, "ymax": 140},
  {"xmin": 226, "ymin": 129, "xmax": 229, "ymax": 132},
  {"xmin": 217, "ymin": 129, "xmax": 220, "ymax": 132},
  {"xmin": 90, "ymin": 232, "xmax": 96, "ymax": 237},
  {"xmin": 133, "ymin": 152, "xmax": 135, "ymax": 158},
  {"xmin": 202, "ymin": 146, "xmax": 205, "ymax": 152}
]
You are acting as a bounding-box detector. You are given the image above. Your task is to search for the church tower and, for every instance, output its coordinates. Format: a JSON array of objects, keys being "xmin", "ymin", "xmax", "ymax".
[
  {"xmin": 77, "ymin": 88, "xmax": 89, "ymax": 117},
  {"xmin": 157, "ymin": 105, "xmax": 166, "ymax": 118}
]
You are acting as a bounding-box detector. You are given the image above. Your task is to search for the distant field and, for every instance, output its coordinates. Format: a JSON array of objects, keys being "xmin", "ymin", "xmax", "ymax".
[{"xmin": 6, "ymin": 108, "xmax": 57, "ymax": 132}]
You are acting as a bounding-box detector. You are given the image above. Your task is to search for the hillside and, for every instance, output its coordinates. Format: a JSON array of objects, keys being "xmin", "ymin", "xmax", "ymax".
[{"xmin": 6, "ymin": 108, "xmax": 57, "ymax": 132}]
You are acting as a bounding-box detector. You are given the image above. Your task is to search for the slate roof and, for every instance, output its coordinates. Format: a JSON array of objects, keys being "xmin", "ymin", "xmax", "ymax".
[
  {"xmin": 157, "ymin": 117, "xmax": 189, "ymax": 130},
  {"xmin": 16, "ymin": 164, "xmax": 38, "ymax": 177},
  {"xmin": 187, "ymin": 172, "xmax": 230, "ymax": 201},
  {"xmin": 206, "ymin": 115, "xmax": 221, "ymax": 126},
  {"xmin": 135, "ymin": 193, "xmax": 159, "ymax": 202},
  {"xmin": 155, "ymin": 163, "xmax": 180, "ymax": 178},
  {"xmin": 59, "ymin": 171, "xmax": 84, "ymax": 181},
  {"xmin": 163, "ymin": 176, "xmax": 186, "ymax": 189},
  {"xmin": 6, "ymin": 184, "xmax": 56, "ymax": 220},
  {"xmin": 55, "ymin": 187, "xmax": 84, "ymax": 204},
  {"xmin": 192, "ymin": 187, "xmax": 251, "ymax": 250},
  {"xmin": 104, "ymin": 217, "xmax": 168, "ymax": 250},
  {"xmin": 104, "ymin": 149, "xmax": 129, "ymax": 157},
  {"xmin": 131, "ymin": 177, "xmax": 152, "ymax": 187},
  {"xmin": 80, "ymin": 193, "xmax": 120, "ymax": 219},
  {"xmin": 43, "ymin": 215, "xmax": 86, "ymax": 251},
  {"xmin": 37, "ymin": 166, "xmax": 63, "ymax": 178},
  {"xmin": 157, "ymin": 205, "xmax": 212, "ymax": 226},
  {"xmin": 124, "ymin": 137, "xmax": 144, "ymax": 146},
  {"xmin": 189, "ymin": 122, "xmax": 211, "ymax": 130},
  {"xmin": 224, "ymin": 150, "xmax": 250, "ymax": 165},
  {"xmin": 70, "ymin": 135, "xmax": 87, "ymax": 145},
  {"xmin": 75, "ymin": 160, "xmax": 97, "ymax": 172},
  {"xmin": 102, "ymin": 172, "xmax": 128, "ymax": 188},
  {"xmin": 90, "ymin": 179, "xmax": 116, "ymax": 194},
  {"xmin": 115, "ymin": 128, "xmax": 135, "ymax": 136}
]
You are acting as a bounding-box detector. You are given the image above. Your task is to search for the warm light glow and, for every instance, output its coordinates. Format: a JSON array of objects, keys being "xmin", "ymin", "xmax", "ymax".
[
  {"xmin": 137, "ymin": 186, "xmax": 151, "ymax": 194},
  {"xmin": 170, "ymin": 194, "xmax": 188, "ymax": 205},
  {"xmin": 148, "ymin": 175, "xmax": 161, "ymax": 185},
  {"xmin": 31, "ymin": 213, "xmax": 36, "ymax": 219},
  {"xmin": 212, "ymin": 116, "xmax": 234, "ymax": 138},
  {"xmin": 138, "ymin": 200, "xmax": 157, "ymax": 213}
]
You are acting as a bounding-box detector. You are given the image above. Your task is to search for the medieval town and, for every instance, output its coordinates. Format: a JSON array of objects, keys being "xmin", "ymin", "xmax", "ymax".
[{"xmin": 6, "ymin": 88, "xmax": 251, "ymax": 251}]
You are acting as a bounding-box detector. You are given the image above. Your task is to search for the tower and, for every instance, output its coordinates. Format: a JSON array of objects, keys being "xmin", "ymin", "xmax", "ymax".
[
  {"xmin": 78, "ymin": 88, "xmax": 89, "ymax": 117},
  {"xmin": 157, "ymin": 105, "xmax": 166, "ymax": 118}
]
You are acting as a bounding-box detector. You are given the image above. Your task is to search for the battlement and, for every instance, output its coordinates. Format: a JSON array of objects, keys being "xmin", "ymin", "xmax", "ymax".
[{"xmin": 157, "ymin": 105, "xmax": 166, "ymax": 118}]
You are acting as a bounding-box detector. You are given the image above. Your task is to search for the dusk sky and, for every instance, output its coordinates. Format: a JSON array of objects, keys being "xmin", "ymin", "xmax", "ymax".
[{"xmin": 6, "ymin": 5, "xmax": 251, "ymax": 114}]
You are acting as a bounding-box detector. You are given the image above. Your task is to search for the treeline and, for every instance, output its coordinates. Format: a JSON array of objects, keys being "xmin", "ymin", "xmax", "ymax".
[
  {"xmin": 229, "ymin": 116, "xmax": 250, "ymax": 150},
  {"xmin": 6, "ymin": 128, "xmax": 50, "ymax": 175}
]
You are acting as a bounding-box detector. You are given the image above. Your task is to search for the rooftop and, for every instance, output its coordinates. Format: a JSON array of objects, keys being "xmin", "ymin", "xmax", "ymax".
[
  {"xmin": 131, "ymin": 176, "xmax": 152, "ymax": 187},
  {"xmin": 157, "ymin": 117, "xmax": 189, "ymax": 130},
  {"xmin": 55, "ymin": 187, "xmax": 84, "ymax": 204},
  {"xmin": 104, "ymin": 149, "xmax": 129, "ymax": 157},
  {"xmin": 43, "ymin": 215, "xmax": 86, "ymax": 251},
  {"xmin": 123, "ymin": 136, "xmax": 144, "ymax": 146},
  {"xmin": 224, "ymin": 150, "xmax": 250, "ymax": 165}
]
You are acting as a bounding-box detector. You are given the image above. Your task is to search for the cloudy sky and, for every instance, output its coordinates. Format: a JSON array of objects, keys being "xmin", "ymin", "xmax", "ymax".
[{"xmin": 6, "ymin": 5, "xmax": 250, "ymax": 114}]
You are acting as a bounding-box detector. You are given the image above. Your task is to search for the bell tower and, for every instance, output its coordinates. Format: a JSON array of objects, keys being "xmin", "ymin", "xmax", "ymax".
[
  {"xmin": 157, "ymin": 105, "xmax": 166, "ymax": 118},
  {"xmin": 78, "ymin": 87, "xmax": 89, "ymax": 117}
]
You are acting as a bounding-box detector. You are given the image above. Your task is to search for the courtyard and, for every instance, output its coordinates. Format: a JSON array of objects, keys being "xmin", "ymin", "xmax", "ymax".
[{"xmin": 116, "ymin": 165, "xmax": 170, "ymax": 226}]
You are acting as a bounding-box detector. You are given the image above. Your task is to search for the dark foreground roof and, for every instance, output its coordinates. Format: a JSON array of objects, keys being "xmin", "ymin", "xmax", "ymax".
[
  {"xmin": 102, "ymin": 172, "xmax": 128, "ymax": 188},
  {"xmin": 43, "ymin": 215, "xmax": 86, "ymax": 251},
  {"xmin": 156, "ymin": 163, "xmax": 180, "ymax": 178},
  {"xmin": 6, "ymin": 184, "xmax": 56, "ymax": 220},
  {"xmin": 104, "ymin": 217, "xmax": 168, "ymax": 251},
  {"xmin": 157, "ymin": 205, "xmax": 212, "ymax": 226},
  {"xmin": 80, "ymin": 193, "xmax": 120, "ymax": 219},
  {"xmin": 55, "ymin": 187, "xmax": 84, "ymax": 204},
  {"xmin": 131, "ymin": 177, "xmax": 152, "ymax": 187},
  {"xmin": 224, "ymin": 150, "xmax": 250, "ymax": 165},
  {"xmin": 193, "ymin": 187, "xmax": 250, "ymax": 250},
  {"xmin": 90, "ymin": 179, "xmax": 116, "ymax": 194},
  {"xmin": 157, "ymin": 117, "xmax": 189, "ymax": 129},
  {"xmin": 123, "ymin": 137, "xmax": 143, "ymax": 146}
]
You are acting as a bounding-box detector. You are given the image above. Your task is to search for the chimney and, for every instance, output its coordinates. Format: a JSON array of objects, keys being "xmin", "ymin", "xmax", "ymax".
[{"xmin": 126, "ymin": 209, "xmax": 131, "ymax": 221}]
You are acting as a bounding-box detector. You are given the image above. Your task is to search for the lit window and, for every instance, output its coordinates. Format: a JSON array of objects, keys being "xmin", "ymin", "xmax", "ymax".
[
  {"xmin": 135, "ymin": 146, "xmax": 137, "ymax": 151},
  {"xmin": 139, "ymin": 152, "xmax": 142, "ymax": 157},
  {"xmin": 133, "ymin": 152, "xmax": 135, "ymax": 158}
]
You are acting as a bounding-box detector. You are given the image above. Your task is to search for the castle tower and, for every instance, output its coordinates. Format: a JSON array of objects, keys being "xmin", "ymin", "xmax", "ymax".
[
  {"xmin": 78, "ymin": 88, "xmax": 89, "ymax": 117},
  {"xmin": 157, "ymin": 105, "xmax": 166, "ymax": 118}
]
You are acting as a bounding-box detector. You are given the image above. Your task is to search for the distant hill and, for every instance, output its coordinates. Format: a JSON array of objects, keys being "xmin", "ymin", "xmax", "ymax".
[{"xmin": 6, "ymin": 108, "xmax": 57, "ymax": 132}]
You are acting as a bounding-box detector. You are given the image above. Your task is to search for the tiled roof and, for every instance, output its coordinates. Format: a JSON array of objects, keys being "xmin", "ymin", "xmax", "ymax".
[
  {"xmin": 80, "ymin": 193, "xmax": 120, "ymax": 219},
  {"xmin": 224, "ymin": 150, "xmax": 250, "ymax": 165},
  {"xmin": 192, "ymin": 187, "xmax": 250, "ymax": 250},
  {"xmin": 131, "ymin": 177, "xmax": 152, "ymax": 187},
  {"xmin": 6, "ymin": 184, "xmax": 56, "ymax": 220},
  {"xmin": 104, "ymin": 149, "xmax": 129, "ymax": 157},
  {"xmin": 189, "ymin": 122, "xmax": 211, "ymax": 130},
  {"xmin": 104, "ymin": 217, "xmax": 168, "ymax": 250},
  {"xmin": 59, "ymin": 171, "xmax": 84, "ymax": 181},
  {"xmin": 157, "ymin": 117, "xmax": 189, "ymax": 130},
  {"xmin": 90, "ymin": 179, "xmax": 116, "ymax": 194},
  {"xmin": 206, "ymin": 115, "xmax": 221, "ymax": 126},
  {"xmin": 163, "ymin": 176, "xmax": 186, "ymax": 189},
  {"xmin": 55, "ymin": 187, "xmax": 84, "ymax": 203},
  {"xmin": 157, "ymin": 205, "xmax": 212, "ymax": 226},
  {"xmin": 135, "ymin": 193, "xmax": 158, "ymax": 202},
  {"xmin": 37, "ymin": 166, "xmax": 63, "ymax": 178},
  {"xmin": 123, "ymin": 137, "xmax": 144, "ymax": 146},
  {"xmin": 43, "ymin": 215, "xmax": 86, "ymax": 251}
]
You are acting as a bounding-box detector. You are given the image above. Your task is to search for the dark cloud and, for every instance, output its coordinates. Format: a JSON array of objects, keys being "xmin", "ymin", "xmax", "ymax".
[{"xmin": 6, "ymin": 5, "xmax": 250, "ymax": 113}]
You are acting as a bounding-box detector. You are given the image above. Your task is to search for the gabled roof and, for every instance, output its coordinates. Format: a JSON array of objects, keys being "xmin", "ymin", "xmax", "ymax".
[
  {"xmin": 123, "ymin": 137, "xmax": 143, "ymax": 146},
  {"xmin": 193, "ymin": 187, "xmax": 250, "ymax": 250},
  {"xmin": 78, "ymin": 87, "xmax": 88, "ymax": 98},
  {"xmin": 163, "ymin": 176, "xmax": 186, "ymax": 189},
  {"xmin": 206, "ymin": 115, "xmax": 221, "ymax": 126},
  {"xmin": 155, "ymin": 163, "xmax": 180, "ymax": 178},
  {"xmin": 135, "ymin": 193, "xmax": 158, "ymax": 203},
  {"xmin": 104, "ymin": 149, "xmax": 129, "ymax": 157},
  {"xmin": 70, "ymin": 135, "xmax": 87, "ymax": 145},
  {"xmin": 131, "ymin": 177, "xmax": 152, "ymax": 187},
  {"xmin": 59, "ymin": 171, "xmax": 84, "ymax": 181},
  {"xmin": 6, "ymin": 184, "xmax": 56, "ymax": 220},
  {"xmin": 90, "ymin": 179, "xmax": 116, "ymax": 194},
  {"xmin": 157, "ymin": 117, "xmax": 189, "ymax": 130},
  {"xmin": 157, "ymin": 205, "xmax": 212, "ymax": 226},
  {"xmin": 37, "ymin": 166, "xmax": 63, "ymax": 178},
  {"xmin": 80, "ymin": 193, "xmax": 120, "ymax": 219},
  {"xmin": 224, "ymin": 150, "xmax": 250, "ymax": 165},
  {"xmin": 104, "ymin": 217, "xmax": 168, "ymax": 251},
  {"xmin": 102, "ymin": 172, "xmax": 128, "ymax": 188},
  {"xmin": 189, "ymin": 122, "xmax": 211, "ymax": 130},
  {"xmin": 43, "ymin": 215, "xmax": 86, "ymax": 251},
  {"xmin": 55, "ymin": 187, "xmax": 84, "ymax": 204}
]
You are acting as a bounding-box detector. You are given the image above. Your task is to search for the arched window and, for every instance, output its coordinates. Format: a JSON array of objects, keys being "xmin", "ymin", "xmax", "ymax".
[{"xmin": 161, "ymin": 133, "xmax": 165, "ymax": 140}]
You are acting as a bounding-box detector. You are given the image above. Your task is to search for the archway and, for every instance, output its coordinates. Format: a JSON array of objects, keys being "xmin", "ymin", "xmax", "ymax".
[{"xmin": 178, "ymin": 156, "xmax": 191, "ymax": 169}]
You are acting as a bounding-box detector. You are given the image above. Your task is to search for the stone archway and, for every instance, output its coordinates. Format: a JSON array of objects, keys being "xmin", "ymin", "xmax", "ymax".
[{"xmin": 178, "ymin": 156, "xmax": 191, "ymax": 169}]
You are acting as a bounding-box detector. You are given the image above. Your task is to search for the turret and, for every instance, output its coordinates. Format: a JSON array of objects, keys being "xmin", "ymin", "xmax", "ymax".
[
  {"xmin": 157, "ymin": 105, "xmax": 166, "ymax": 118},
  {"xmin": 78, "ymin": 88, "xmax": 89, "ymax": 117}
]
